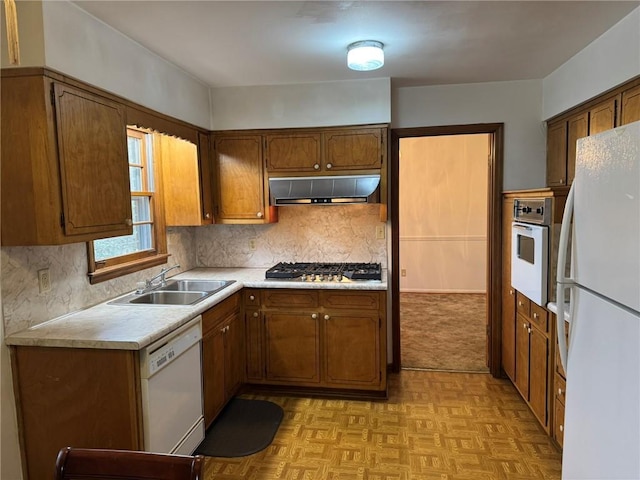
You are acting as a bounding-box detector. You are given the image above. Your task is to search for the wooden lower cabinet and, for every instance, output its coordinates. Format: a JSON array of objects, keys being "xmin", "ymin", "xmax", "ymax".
[
  {"xmin": 201, "ymin": 293, "xmax": 244, "ymax": 427},
  {"xmin": 245, "ymin": 288, "xmax": 387, "ymax": 394},
  {"xmin": 10, "ymin": 347, "xmax": 142, "ymax": 480}
]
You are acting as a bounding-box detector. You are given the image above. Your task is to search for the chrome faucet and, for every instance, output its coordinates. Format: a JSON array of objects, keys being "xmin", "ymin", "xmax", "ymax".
[{"xmin": 145, "ymin": 264, "xmax": 181, "ymax": 290}]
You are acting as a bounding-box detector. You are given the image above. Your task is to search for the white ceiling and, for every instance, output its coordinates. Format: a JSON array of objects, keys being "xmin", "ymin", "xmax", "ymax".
[{"xmin": 73, "ymin": 1, "xmax": 638, "ymax": 88}]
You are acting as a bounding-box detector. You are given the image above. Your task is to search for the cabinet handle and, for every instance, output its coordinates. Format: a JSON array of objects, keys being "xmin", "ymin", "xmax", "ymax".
[
  {"xmin": 560, "ymin": 179, "xmax": 565, "ymax": 185},
  {"xmin": 249, "ymin": 295, "xmax": 255, "ymax": 301},
  {"xmin": 533, "ymin": 312, "xmax": 538, "ymax": 319},
  {"xmin": 528, "ymin": 327, "xmax": 531, "ymax": 334},
  {"xmin": 518, "ymin": 301, "xmax": 523, "ymax": 307},
  {"xmin": 205, "ymin": 213, "xmax": 211, "ymax": 219},
  {"xmin": 311, "ymin": 313, "xmax": 318, "ymax": 319},
  {"xmin": 326, "ymin": 163, "xmax": 333, "ymax": 169},
  {"xmin": 257, "ymin": 212, "xmax": 263, "ymax": 218},
  {"xmin": 509, "ymin": 289, "xmax": 514, "ymax": 295},
  {"xmin": 314, "ymin": 163, "xmax": 320, "ymax": 170},
  {"xmin": 560, "ymin": 425, "xmax": 564, "ymax": 432},
  {"xmin": 125, "ymin": 218, "xmax": 133, "ymax": 226},
  {"xmin": 324, "ymin": 314, "xmax": 330, "ymax": 320},
  {"xmin": 253, "ymin": 312, "xmax": 259, "ymax": 318},
  {"xmin": 558, "ymin": 388, "xmax": 563, "ymax": 396},
  {"xmin": 523, "ymin": 323, "xmax": 527, "ymax": 329}
]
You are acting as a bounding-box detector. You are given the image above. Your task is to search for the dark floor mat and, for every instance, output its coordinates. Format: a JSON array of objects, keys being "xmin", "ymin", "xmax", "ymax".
[{"xmin": 194, "ymin": 398, "xmax": 284, "ymax": 458}]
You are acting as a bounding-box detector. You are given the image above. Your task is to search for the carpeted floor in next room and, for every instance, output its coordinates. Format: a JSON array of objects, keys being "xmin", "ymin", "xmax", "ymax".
[
  {"xmin": 400, "ymin": 292, "xmax": 488, "ymax": 372},
  {"xmin": 202, "ymin": 370, "xmax": 562, "ymax": 479}
]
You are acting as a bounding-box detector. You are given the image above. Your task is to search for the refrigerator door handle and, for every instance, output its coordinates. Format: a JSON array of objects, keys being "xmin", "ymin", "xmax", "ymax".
[{"xmin": 556, "ymin": 181, "xmax": 575, "ymax": 371}]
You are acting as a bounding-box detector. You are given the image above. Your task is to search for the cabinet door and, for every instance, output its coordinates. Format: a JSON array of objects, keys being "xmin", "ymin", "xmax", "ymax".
[
  {"xmin": 265, "ymin": 132, "xmax": 321, "ymax": 172},
  {"xmin": 324, "ymin": 312, "xmax": 381, "ymax": 387},
  {"xmin": 202, "ymin": 327, "xmax": 226, "ymax": 427},
  {"xmin": 589, "ymin": 96, "xmax": 618, "ymax": 135},
  {"xmin": 265, "ymin": 312, "xmax": 320, "ymax": 384},
  {"xmin": 515, "ymin": 316, "xmax": 530, "ymax": 399},
  {"xmin": 245, "ymin": 309, "xmax": 264, "ymax": 381},
  {"xmin": 54, "ymin": 83, "xmax": 132, "ymax": 237},
  {"xmin": 224, "ymin": 313, "xmax": 245, "ymax": 396},
  {"xmin": 213, "ymin": 135, "xmax": 267, "ymax": 221},
  {"xmin": 323, "ymin": 128, "xmax": 383, "ymax": 171},
  {"xmin": 567, "ymin": 112, "xmax": 588, "ymax": 185},
  {"xmin": 554, "ymin": 398, "xmax": 565, "ymax": 448},
  {"xmin": 621, "ymin": 84, "xmax": 640, "ymax": 125},
  {"xmin": 546, "ymin": 121, "xmax": 567, "ymax": 187},
  {"xmin": 197, "ymin": 132, "xmax": 214, "ymax": 223},
  {"xmin": 529, "ymin": 326, "xmax": 549, "ymax": 426}
]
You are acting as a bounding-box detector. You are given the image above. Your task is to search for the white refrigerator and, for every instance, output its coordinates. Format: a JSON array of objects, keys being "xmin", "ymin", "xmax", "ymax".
[{"xmin": 556, "ymin": 120, "xmax": 640, "ymax": 479}]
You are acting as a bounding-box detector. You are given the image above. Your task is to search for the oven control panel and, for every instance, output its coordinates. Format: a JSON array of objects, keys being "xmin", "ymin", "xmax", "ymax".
[{"xmin": 514, "ymin": 198, "xmax": 552, "ymax": 225}]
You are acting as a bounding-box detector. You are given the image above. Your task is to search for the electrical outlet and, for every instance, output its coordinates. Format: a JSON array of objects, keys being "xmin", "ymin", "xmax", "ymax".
[
  {"xmin": 376, "ymin": 225, "xmax": 385, "ymax": 239},
  {"xmin": 401, "ymin": 269, "xmax": 407, "ymax": 277},
  {"xmin": 38, "ymin": 268, "xmax": 51, "ymax": 293},
  {"xmin": 249, "ymin": 239, "xmax": 257, "ymax": 251}
]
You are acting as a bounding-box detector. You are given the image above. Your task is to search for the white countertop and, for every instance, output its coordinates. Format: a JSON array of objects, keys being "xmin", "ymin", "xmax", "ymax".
[{"xmin": 5, "ymin": 267, "xmax": 387, "ymax": 350}]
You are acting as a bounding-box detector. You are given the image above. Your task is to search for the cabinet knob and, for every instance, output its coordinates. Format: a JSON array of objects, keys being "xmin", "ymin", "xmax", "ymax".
[
  {"xmin": 528, "ymin": 327, "xmax": 531, "ymax": 334},
  {"xmin": 253, "ymin": 312, "xmax": 259, "ymax": 318},
  {"xmin": 249, "ymin": 295, "xmax": 255, "ymax": 301},
  {"xmin": 509, "ymin": 289, "xmax": 514, "ymax": 295},
  {"xmin": 523, "ymin": 323, "xmax": 528, "ymax": 329},
  {"xmin": 558, "ymin": 388, "xmax": 563, "ymax": 396},
  {"xmin": 205, "ymin": 213, "xmax": 211, "ymax": 219},
  {"xmin": 314, "ymin": 163, "xmax": 320, "ymax": 170},
  {"xmin": 560, "ymin": 425, "xmax": 564, "ymax": 432},
  {"xmin": 324, "ymin": 314, "xmax": 330, "ymax": 320},
  {"xmin": 125, "ymin": 218, "xmax": 133, "ymax": 226},
  {"xmin": 560, "ymin": 179, "xmax": 565, "ymax": 185},
  {"xmin": 326, "ymin": 163, "xmax": 333, "ymax": 169},
  {"xmin": 533, "ymin": 313, "xmax": 538, "ymax": 319},
  {"xmin": 311, "ymin": 313, "xmax": 318, "ymax": 319},
  {"xmin": 518, "ymin": 301, "xmax": 523, "ymax": 306},
  {"xmin": 220, "ymin": 326, "xmax": 225, "ymax": 333},
  {"xmin": 257, "ymin": 212, "xmax": 263, "ymax": 218}
]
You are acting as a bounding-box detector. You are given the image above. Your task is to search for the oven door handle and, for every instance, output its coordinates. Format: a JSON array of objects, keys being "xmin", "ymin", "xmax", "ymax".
[{"xmin": 513, "ymin": 224, "xmax": 533, "ymax": 231}]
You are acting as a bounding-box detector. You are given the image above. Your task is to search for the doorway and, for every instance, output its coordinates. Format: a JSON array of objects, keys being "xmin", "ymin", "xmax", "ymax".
[
  {"xmin": 399, "ymin": 134, "xmax": 490, "ymax": 371},
  {"xmin": 390, "ymin": 124, "xmax": 504, "ymax": 377}
]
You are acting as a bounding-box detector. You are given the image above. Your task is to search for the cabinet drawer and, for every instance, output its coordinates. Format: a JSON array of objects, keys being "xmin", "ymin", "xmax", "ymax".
[
  {"xmin": 530, "ymin": 303, "xmax": 548, "ymax": 333},
  {"xmin": 554, "ymin": 399, "xmax": 565, "ymax": 448},
  {"xmin": 320, "ymin": 291, "xmax": 381, "ymax": 311},
  {"xmin": 516, "ymin": 292, "xmax": 531, "ymax": 317},
  {"xmin": 263, "ymin": 289, "xmax": 319, "ymax": 309},
  {"xmin": 202, "ymin": 293, "xmax": 240, "ymax": 335},
  {"xmin": 244, "ymin": 289, "xmax": 261, "ymax": 307},
  {"xmin": 555, "ymin": 373, "xmax": 566, "ymax": 405}
]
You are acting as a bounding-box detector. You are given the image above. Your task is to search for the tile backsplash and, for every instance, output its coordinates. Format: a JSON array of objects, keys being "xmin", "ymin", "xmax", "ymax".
[
  {"xmin": 2, "ymin": 205, "xmax": 387, "ymax": 336},
  {"xmin": 196, "ymin": 205, "xmax": 387, "ymax": 268}
]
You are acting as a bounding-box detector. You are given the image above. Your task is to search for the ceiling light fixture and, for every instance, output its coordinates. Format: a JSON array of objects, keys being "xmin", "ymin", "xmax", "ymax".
[{"xmin": 347, "ymin": 40, "xmax": 384, "ymax": 71}]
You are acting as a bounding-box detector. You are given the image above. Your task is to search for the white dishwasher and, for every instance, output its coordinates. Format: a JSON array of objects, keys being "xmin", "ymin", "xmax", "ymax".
[{"xmin": 139, "ymin": 315, "xmax": 205, "ymax": 455}]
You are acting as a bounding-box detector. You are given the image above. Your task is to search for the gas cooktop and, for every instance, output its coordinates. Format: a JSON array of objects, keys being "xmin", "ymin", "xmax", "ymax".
[{"xmin": 265, "ymin": 262, "xmax": 382, "ymax": 282}]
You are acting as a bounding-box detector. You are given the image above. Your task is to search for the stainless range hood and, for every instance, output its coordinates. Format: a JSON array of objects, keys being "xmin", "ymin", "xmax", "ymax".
[{"xmin": 269, "ymin": 174, "xmax": 381, "ymax": 205}]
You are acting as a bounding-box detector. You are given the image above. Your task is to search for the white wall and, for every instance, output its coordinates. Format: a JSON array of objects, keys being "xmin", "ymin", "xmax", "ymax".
[
  {"xmin": 37, "ymin": 1, "xmax": 211, "ymax": 129},
  {"xmin": 0, "ymin": 0, "xmax": 45, "ymax": 67},
  {"xmin": 393, "ymin": 79, "xmax": 545, "ymax": 191},
  {"xmin": 399, "ymin": 135, "xmax": 488, "ymax": 293},
  {"xmin": 210, "ymin": 78, "xmax": 391, "ymax": 130},
  {"xmin": 543, "ymin": 7, "xmax": 640, "ymax": 120}
]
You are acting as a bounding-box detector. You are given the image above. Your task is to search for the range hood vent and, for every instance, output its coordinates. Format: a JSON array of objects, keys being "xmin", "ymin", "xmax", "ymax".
[{"xmin": 269, "ymin": 174, "xmax": 381, "ymax": 205}]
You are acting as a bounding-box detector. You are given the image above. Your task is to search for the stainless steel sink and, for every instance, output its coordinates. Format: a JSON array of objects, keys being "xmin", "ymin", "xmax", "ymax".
[
  {"xmin": 109, "ymin": 279, "xmax": 235, "ymax": 306},
  {"xmin": 128, "ymin": 291, "xmax": 209, "ymax": 305},
  {"xmin": 158, "ymin": 279, "xmax": 233, "ymax": 293}
]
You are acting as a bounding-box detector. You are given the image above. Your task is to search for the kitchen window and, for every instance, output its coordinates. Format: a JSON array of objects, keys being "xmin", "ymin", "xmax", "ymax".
[{"xmin": 87, "ymin": 127, "xmax": 168, "ymax": 283}]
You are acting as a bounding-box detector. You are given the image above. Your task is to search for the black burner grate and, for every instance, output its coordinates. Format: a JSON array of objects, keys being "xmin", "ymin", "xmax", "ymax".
[{"xmin": 265, "ymin": 262, "xmax": 381, "ymax": 281}]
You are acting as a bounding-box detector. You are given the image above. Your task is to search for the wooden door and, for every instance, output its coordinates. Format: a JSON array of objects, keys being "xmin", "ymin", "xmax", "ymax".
[
  {"xmin": 245, "ymin": 309, "xmax": 264, "ymax": 381},
  {"xmin": 501, "ymin": 198, "xmax": 516, "ymax": 381},
  {"xmin": 515, "ymin": 317, "xmax": 530, "ymax": 399},
  {"xmin": 323, "ymin": 128, "xmax": 383, "ymax": 171},
  {"xmin": 323, "ymin": 312, "xmax": 381, "ymax": 387},
  {"xmin": 265, "ymin": 132, "xmax": 321, "ymax": 172},
  {"xmin": 546, "ymin": 121, "xmax": 567, "ymax": 187},
  {"xmin": 265, "ymin": 312, "xmax": 320, "ymax": 384},
  {"xmin": 213, "ymin": 135, "xmax": 266, "ymax": 221},
  {"xmin": 567, "ymin": 112, "xmax": 588, "ymax": 185},
  {"xmin": 54, "ymin": 83, "xmax": 132, "ymax": 237},
  {"xmin": 621, "ymin": 84, "xmax": 640, "ymax": 125},
  {"xmin": 529, "ymin": 326, "xmax": 549, "ymax": 427},
  {"xmin": 202, "ymin": 326, "xmax": 225, "ymax": 427},
  {"xmin": 224, "ymin": 313, "xmax": 245, "ymax": 396},
  {"xmin": 589, "ymin": 96, "xmax": 618, "ymax": 135}
]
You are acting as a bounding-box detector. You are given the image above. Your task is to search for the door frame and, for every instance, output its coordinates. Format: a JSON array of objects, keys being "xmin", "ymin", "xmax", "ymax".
[{"xmin": 390, "ymin": 123, "xmax": 504, "ymax": 377}]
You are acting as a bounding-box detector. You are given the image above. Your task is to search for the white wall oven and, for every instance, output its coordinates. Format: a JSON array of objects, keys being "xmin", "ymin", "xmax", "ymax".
[{"xmin": 511, "ymin": 198, "xmax": 551, "ymax": 306}]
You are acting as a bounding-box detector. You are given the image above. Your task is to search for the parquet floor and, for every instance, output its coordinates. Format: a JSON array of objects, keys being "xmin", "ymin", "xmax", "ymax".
[{"xmin": 203, "ymin": 370, "xmax": 562, "ymax": 479}]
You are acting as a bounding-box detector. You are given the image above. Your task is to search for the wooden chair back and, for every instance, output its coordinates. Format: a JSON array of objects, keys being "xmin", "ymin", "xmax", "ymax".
[{"xmin": 54, "ymin": 447, "xmax": 205, "ymax": 480}]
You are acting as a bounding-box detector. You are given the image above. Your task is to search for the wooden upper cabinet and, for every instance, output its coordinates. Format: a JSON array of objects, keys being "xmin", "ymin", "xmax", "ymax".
[
  {"xmin": 546, "ymin": 121, "xmax": 568, "ymax": 187},
  {"xmin": 212, "ymin": 134, "xmax": 276, "ymax": 224},
  {"xmin": 621, "ymin": 84, "xmax": 640, "ymax": 125},
  {"xmin": 265, "ymin": 132, "xmax": 321, "ymax": 172},
  {"xmin": 323, "ymin": 128, "xmax": 384, "ymax": 171},
  {"xmin": 1, "ymin": 72, "xmax": 132, "ymax": 245},
  {"xmin": 566, "ymin": 112, "xmax": 588, "ymax": 185},
  {"xmin": 588, "ymin": 96, "xmax": 619, "ymax": 135}
]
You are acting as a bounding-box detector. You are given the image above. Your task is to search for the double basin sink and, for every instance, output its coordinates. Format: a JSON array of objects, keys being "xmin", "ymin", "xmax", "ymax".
[{"xmin": 110, "ymin": 279, "xmax": 235, "ymax": 306}]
